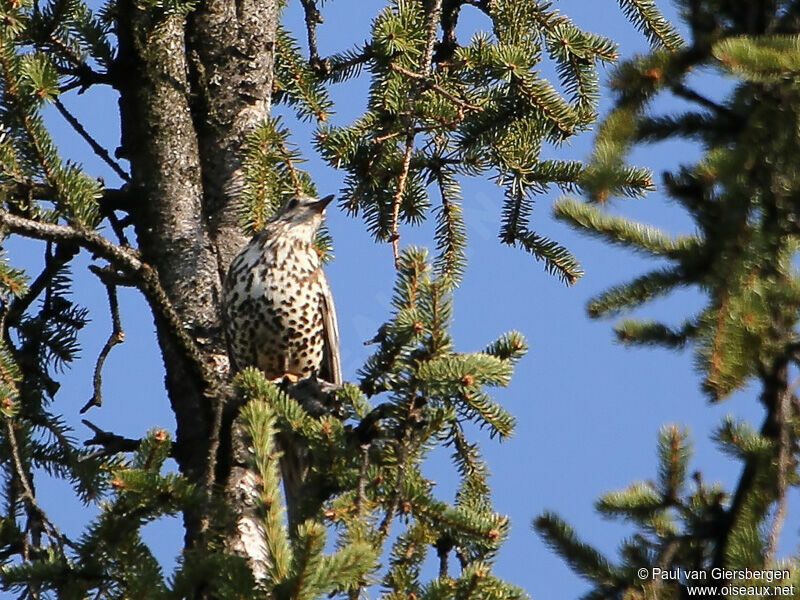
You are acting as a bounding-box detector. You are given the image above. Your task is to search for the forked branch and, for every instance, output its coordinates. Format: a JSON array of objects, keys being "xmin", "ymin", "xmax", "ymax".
[{"xmin": 0, "ymin": 210, "xmax": 218, "ymax": 394}]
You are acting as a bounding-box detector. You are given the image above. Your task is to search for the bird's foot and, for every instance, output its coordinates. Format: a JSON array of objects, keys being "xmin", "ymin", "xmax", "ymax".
[{"xmin": 274, "ymin": 372, "xmax": 302, "ymax": 384}]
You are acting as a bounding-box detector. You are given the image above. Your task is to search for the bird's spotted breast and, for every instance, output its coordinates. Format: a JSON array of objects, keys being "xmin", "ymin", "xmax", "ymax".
[{"xmin": 223, "ymin": 235, "xmax": 327, "ymax": 379}]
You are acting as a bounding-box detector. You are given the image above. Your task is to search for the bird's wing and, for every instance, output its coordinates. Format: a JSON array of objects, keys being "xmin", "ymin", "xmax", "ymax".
[{"xmin": 319, "ymin": 274, "xmax": 342, "ymax": 385}]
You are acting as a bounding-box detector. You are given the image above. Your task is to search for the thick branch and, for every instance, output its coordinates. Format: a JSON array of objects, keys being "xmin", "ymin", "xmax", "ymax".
[
  {"xmin": 116, "ymin": 3, "xmax": 229, "ymax": 539},
  {"xmin": 764, "ymin": 375, "xmax": 799, "ymax": 563},
  {"xmin": 0, "ymin": 182, "xmax": 129, "ymax": 212},
  {"xmin": 711, "ymin": 358, "xmax": 787, "ymax": 574}
]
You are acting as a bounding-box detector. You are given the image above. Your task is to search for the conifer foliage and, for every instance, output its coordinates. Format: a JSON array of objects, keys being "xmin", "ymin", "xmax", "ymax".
[
  {"xmin": 537, "ymin": 1, "xmax": 800, "ymax": 597},
  {"xmin": 302, "ymin": 0, "xmax": 619, "ymax": 282},
  {"xmin": 0, "ymin": 0, "xmax": 623, "ymax": 599}
]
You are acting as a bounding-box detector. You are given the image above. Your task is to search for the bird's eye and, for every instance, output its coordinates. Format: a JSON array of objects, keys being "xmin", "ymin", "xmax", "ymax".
[{"xmin": 288, "ymin": 198, "xmax": 299, "ymax": 209}]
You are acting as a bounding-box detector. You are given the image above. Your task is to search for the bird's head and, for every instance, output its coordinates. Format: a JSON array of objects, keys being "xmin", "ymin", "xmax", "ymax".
[{"xmin": 269, "ymin": 194, "xmax": 334, "ymax": 240}]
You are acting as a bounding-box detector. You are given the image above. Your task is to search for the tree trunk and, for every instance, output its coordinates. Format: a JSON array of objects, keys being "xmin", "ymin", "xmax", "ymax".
[{"xmin": 115, "ymin": 0, "xmax": 280, "ymax": 570}]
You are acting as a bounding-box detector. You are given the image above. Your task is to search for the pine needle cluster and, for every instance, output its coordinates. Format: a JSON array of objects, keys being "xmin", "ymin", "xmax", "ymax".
[{"xmin": 261, "ymin": 0, "xmax": 620, "ymax": 284}]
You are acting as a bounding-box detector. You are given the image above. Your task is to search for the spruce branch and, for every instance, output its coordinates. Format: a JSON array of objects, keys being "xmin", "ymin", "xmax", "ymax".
[
  {"xmin": 512, "ymin": 75, "xmax": 579, "ymax": 140},
  {"xmin": 542, "ymin": 1, "xmax": 800, "ymax": 590},
  {"xmin": 317, "ymin": 45, "xmax": 373, "ymax": 83},
  {"xmin": 274, "ymin": 25, "xmax": 333, "ymax": 122},
  {"xmin": 388, "ymin": 63, "xmax": 481, "ymax": 111},
  {"xmin": 0, "ymin": 48, "xmax": 64, "ymax": 199},
  {"xmin": 42, "ymin": 25, "xmax": 107, "ymax": 86},
  {"xmin": 431, "ymin": 166, "xmax": 466, "ymax": 280},
  {"xmin": 388, "ymin": 0, "xmax": 443, "ymax": 266},
  {"xmin": 617, "ymin": 0, "xmax": 685, "ymax": 51},
  {"xmin": 553, "ymin": 197, "xmax": 700, "ymax": 258},
  {"xmin": 40, "ymin": 23, "xmax": 112, "ymax": 92},
  {"xmin": 0, "ymin": 211, "xmax": 218, "ymax": 395},
  {"xmin": 712, "ymin": 34, "xmax": 800, "ymax": 81},
  {"xmin": 237, "ymin": 390, "xmax": 291, "ymax": 584},
  {"xmin": 534, "ymin": 511, "xmax": 620, "ymax": 584}
]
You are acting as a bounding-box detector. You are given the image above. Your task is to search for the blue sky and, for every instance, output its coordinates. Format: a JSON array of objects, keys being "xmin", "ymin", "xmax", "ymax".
[{"xmin": 6, "ymin": 1, "xmax": 798, "ymax": 599}]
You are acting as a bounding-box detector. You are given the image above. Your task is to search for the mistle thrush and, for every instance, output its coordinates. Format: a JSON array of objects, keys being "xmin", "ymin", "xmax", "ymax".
[{"xmin": 222, "ymin": 194, "xmax": 341, "ymax": 385}]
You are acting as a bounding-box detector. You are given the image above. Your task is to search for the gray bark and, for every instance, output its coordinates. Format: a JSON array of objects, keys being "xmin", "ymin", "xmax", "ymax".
[
  {"xmin": 187, "ymin": 0, "xmax": 279, "ymax": 271},
  {"xmin": 114, "ymin": 0, "xmax": 281, "ymax": 573},
  {"xmin": 116, "ymin": 1, "xmax": 224, "ymax": 489}
]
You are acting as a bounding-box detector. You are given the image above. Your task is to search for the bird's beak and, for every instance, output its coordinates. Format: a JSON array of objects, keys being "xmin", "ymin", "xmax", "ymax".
[{"xmin": 312, "ymin": 194, "xmax": 335, "ymax": 212}]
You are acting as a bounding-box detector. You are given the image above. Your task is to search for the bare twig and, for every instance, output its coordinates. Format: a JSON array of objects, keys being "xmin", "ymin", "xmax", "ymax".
[
  {"xmin": 104, "ymin": 212, "xmax": 131, "ymax": 248},
  {"xmin": 378, "ymin": 487, "xmax": 402, "ymax": 542},
  {"xmin": 390, "ymin": 134, "xmax": 414, "ymax": 266},
  {"xmin": 80, "ymin": 283, "xmax": 124, "ymax": 413},
  {"xmin": 435, "ymin": 536, "xmax": 451, "ymax": 577},
  {"xmin": 53, "ymin": 98, "xmax": 131, "ymax": 183},
  {"xmin": 275, "ymin": 137, "xmax": 303, "ymax": 197},
  {"xmin": 0, "ymin": 181, "xmax": 129, "ymax": 214},
  {"xmin": 434, "ymin": 0, "xmax": 462, "ymax": 63},
  {"xmin": 378, "ymin": 435, "xmax": 410, "ymax": 543},
  {"xmin": 5, "ymin": 418, "xmax": 73, "ymax": 549},
  {"xmin": 463, "ymin": 0, "xmax": 490, "ymax": 15},
  {"xmin": 87, "ymin": 264, "xmax": 136, "ymax": 287},
  {"xmin": 299, "ymin": 0, "xmax": 322, "ymax": 64}
]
